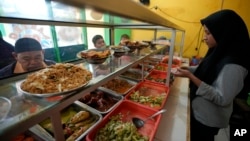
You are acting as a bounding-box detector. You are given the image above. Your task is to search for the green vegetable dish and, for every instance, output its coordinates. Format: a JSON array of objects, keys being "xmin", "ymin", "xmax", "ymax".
[
  {"xmin": 95, "ymin": 114, "xmax": 149, "ymax": 141},
  {"xmin": 130, "ymin": 90, "xmax": 165, "ymax": 108}
]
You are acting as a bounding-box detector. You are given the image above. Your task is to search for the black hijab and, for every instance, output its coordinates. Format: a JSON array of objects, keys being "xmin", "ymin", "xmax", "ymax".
[{"xmin": 190, "ymin": 9, "xmax": 250, "ymax": 100}]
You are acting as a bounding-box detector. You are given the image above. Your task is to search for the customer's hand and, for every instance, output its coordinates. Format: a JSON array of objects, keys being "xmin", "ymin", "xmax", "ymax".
[{"xmin": 171, "ymin": 67, "xmax": 192, "ymax": 78}]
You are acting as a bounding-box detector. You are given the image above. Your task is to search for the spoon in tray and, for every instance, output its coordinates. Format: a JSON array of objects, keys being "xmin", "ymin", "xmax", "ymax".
[{"xmin": 132, "ymin": 109, "xmax": 167, "ymax": 128}]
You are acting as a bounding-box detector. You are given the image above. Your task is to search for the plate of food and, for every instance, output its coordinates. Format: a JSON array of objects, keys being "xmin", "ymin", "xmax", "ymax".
[
  {"xmin": 110, "ymin": 45, "xmax": 130, "ymax": 53},
  {"xmin": 77, "ymin": 49, "xmax": 111, "ymax": 64},
  {"xmin": 125, "ymin": 41, "xmax": 139, "ymax": 52},
  {"xmin": 17, "ymin": 63, "xmax": 92, "ymax": 97}
]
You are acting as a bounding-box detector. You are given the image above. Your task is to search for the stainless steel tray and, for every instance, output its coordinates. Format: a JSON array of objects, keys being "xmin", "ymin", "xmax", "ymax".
[
  {"xmin": 78, "ymin": 89, "xmax": 123, "ymax": 115},
  {"xmin": 149, "ymin": 54, "xmax": 165, "ymax": 62},
  {"xmin": 99, "ymin": 76, "xmax": 137, "ymax": 95},
  {"xmin": 119, "ymin": 68, "xmax": 149, "ymax": 82},
  {"xmin": 143, "ymin": 59, "xmax": 160, "ymax": 66},
  {"xmin": 136, "ymin": 64, "xmax": 154, "ymax": 72},
  {"xmin": 31, "ymin": 101, "xmax": 102, "ymax": 141}
]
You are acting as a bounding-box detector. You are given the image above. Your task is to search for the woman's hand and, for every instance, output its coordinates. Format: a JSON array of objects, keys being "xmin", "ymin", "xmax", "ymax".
[
  {"xmin": 171, "ymin": 68, "xmax": 192, "ymax": 78},
  {"xmin": 171, "ymin": 67, "xmax": 202, "ymax": 87}
]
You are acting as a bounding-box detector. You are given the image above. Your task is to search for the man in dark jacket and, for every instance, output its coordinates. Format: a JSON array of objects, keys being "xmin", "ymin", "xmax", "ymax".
[
  {"xmin": 0, "ymin": 37, "xmax": 55, "ymax": 78},
  {"xmin": 0, "ymin": 30, "xmax": 15, "ymax": 68}
]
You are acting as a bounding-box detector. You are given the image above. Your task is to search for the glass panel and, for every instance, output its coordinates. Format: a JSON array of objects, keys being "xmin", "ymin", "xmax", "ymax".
[
  {"xmin": 0, "ymin": 23, "xmax": 88, "ymax": 79},
  {"xmin": 0, "ymin": 0, "xmax": 150, "ymax": 26},
  {"xmin": 0, "ymin": 0, "xmax": 49, "ymax": 19},
  {"xmin": 55, "ymin": 26, "xmax": 84, "ymax": 46},
  {"xmin": 51, "ymin": 1, "xmax": 82, "ymax": 21},
  {"xmin": 54, "ymin": 26, "xmax": 86, "ymax": 62},
  {"xmin": 2, "ymin": 23, "xmax": 53, "ymax": 48}
]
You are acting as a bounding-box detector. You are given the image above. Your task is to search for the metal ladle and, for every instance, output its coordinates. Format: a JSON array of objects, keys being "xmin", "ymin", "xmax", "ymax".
[{"xmin": 132, "ymin": 109, "xmax": 167, "ymax": 128}]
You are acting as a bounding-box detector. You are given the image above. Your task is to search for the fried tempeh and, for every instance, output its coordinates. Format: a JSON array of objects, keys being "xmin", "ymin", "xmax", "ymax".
[
  {"xmin": 66, "ymin": 123, "xmax": 93, "ymax": 141},
  {"xmin": 69, "ymin": 111, "xmax": 90, "ymax": 124}
]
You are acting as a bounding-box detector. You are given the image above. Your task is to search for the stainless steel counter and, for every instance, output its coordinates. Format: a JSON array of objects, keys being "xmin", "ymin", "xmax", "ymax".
[{"xmin": 155, "ymin": 59, "xmax": 190, "ymax": 141}]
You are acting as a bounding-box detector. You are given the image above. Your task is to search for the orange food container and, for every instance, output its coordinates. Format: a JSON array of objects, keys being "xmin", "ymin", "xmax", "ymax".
[
  {"xmin": 125, "ymin": 81, "xmax": 169, "ymax": 110},
  {"xmin": 86, "ymin": 100, "xmax": 162, "ymax": 141}
]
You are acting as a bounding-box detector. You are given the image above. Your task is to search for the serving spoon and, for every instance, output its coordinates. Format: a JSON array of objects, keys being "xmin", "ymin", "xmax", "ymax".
[{"xmin": 132, "ymin": 109, "xmax": 167, "ymax": 128}]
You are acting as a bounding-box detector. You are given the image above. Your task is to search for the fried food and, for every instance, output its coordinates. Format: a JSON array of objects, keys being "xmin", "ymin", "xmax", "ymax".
[
  {"xmin": 21, "ymin": 63, "xmax": 92, "ymax": 94},
  {"xmin": 110, "ymin": 45, "xmax": 122, "ymax": 50},
  {"xmin": 69, "ymin": 111, "xmax": 90, "ymax": 124},
  {"xmin": 81, "ymin": 49, "xmax": 110, "ymax": 59}
]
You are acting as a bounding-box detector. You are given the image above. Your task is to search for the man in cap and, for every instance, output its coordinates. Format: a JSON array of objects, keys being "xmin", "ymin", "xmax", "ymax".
[
  {"xmin": 0, "ymin": 37, "xmax": 55, "ymax": 78},
  {"xmin": 157, "ymin": 36, "xmax": 170, "ymax": 54}
]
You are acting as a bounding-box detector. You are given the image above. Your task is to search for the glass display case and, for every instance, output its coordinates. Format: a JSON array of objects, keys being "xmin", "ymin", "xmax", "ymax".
[{"xmin": 0, "ymin": 0, "xmax": 184, "ymax": 140}]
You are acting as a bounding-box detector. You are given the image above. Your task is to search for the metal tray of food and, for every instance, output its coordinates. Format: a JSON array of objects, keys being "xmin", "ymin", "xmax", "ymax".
[
  {"xmin": 143, "ymin": 60, "xmax": 159, "ymax": 66},
  {"xmin": 33, "ymin": 101, "xmax": 102, "ymax": 141},
  {"xmin": 119, "ymin": 68, "xmax": 149, "ymax": 82},
  {"xmin": 136, "ymin": 63, "xmax": 154, "ymax": 72},
  {"xmin": 149, "ymin": 54, "xmax": 165, "ymax": 62},
  {"xmin": 78, "ymin": 89, "xmax": 123, "ymax": 114},
  {"xmin": 99, "ymin": 76, "xmax": 137, "ymax": 95}
]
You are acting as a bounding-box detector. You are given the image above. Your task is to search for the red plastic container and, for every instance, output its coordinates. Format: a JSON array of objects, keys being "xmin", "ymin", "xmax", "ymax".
[
  {"xmin": 145, "ymin": 69, "xmax": 168, "ymax": 85},
  {"xmin": 154, "ymin": 63, "xmax": 168, "ymax": 72},
  {"xmin": 125, "ymin": 81, "xmax": 169, "ymax": 110},
  {"xmin": 86, "ymin": 100, "xmax": 162, "ymax": 141},
  {"xmin": 154, "ymin": 63, "xmax": 178, "ymax": 72}
]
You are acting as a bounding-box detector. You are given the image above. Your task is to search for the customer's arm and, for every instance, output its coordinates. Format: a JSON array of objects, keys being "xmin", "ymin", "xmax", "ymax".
[{"xmin": 196, "ymin": 64, "xmax": 247, "ymax": 106}]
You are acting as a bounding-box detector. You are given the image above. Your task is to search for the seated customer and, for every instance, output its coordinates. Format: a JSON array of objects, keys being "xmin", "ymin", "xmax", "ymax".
[
  {"xmin": 119, "ymin": 34, "xmax": 130, "ymax": 46},
  {"xmin": 0, "ymin": 38, "xmax": 56, "ymax": 78},
  {"xmin": 156, "ymin": 36, "xmax": 170, "ymax": 54},
  {"xmin": 0, "ymin": 30, "xmax": 15, "ymax": 68},
  {"xmin": 92, "ymin": 35, "xmax": 106, "ymax": 49}
]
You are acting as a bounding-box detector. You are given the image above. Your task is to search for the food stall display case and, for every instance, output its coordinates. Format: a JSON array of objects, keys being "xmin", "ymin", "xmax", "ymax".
[{"xmin": 0, "ymin": 0, "xmax": 185, "ymax": 140}]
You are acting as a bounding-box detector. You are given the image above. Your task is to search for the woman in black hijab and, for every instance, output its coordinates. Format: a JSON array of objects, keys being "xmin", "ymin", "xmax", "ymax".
[{"xmin": 172, "ymin": 9, "xmax": 250, "ymax": 141}]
